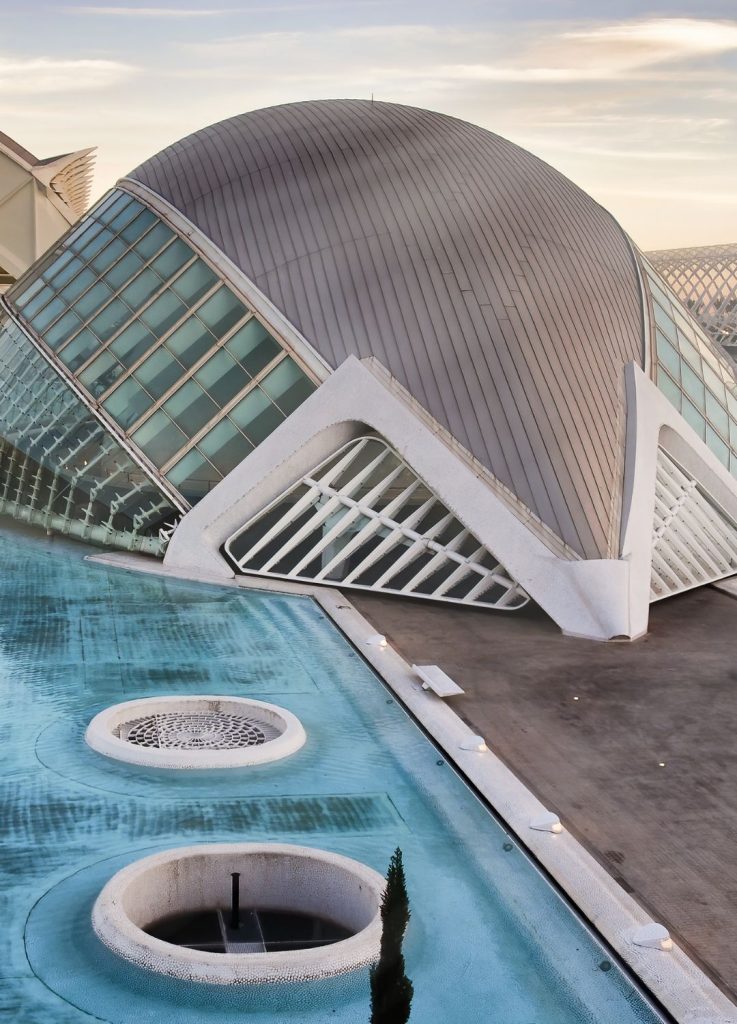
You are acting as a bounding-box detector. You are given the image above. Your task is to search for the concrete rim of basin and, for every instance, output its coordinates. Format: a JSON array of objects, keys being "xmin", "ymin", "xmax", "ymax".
[
  {"xmin": 91, "ymin": 843, "xmax": 385, "ymax": 984},
  {"xmin": 85, "ymin": 695, "xmax": 306, "ymax": 769}
]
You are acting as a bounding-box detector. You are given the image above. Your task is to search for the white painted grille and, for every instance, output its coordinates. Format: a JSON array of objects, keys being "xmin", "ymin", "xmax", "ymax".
[
  {"xmin": 225, "ymin": 436, "xmax": 528, "ymax": 611},
  {"xmin": 651, "ymin": 447, "xmax": 737, "ymax": 600}
]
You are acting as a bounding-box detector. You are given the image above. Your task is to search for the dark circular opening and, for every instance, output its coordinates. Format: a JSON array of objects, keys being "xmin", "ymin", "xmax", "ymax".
[{"xmin": 146, "ymin": 908, "xmax": 353, "ymax": 954}]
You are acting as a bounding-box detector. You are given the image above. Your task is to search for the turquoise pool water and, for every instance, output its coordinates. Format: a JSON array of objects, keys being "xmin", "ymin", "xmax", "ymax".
[{"xmin": 0, "ymin": 525, "xmax": 665, "ymax": 1023}]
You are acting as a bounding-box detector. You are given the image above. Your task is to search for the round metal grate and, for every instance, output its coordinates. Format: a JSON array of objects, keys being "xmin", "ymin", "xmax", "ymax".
[
  {"xmin": 121, "ymin": 712, "xmax": 268, "ymax": 751},
  {"xmin": 86, "ymin": 695, "xmax": 306, "ymax": 769}
]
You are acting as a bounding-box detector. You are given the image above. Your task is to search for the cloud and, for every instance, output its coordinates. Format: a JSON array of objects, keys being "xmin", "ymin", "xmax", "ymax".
[
  {"xmin": 64, "ymin": 5, "xmax": 230, "ymax": 15},
  {"xmin": 564, "ymin": 18, "xmax": 737, "ymax": 62},
  {"xmin": 63, "ymin": 1, "xmax": 386, "ymax": 14},
  {"xmin": 600, "ymin": 186, "xmax": 737, "ymax": 207},
  {"xmin": 0, "ymin": 56, "xmax": 136, "ymax": 94},
  {"xmin": 183, "ymin": 18, "xmax": 737, "ymax": 87}
]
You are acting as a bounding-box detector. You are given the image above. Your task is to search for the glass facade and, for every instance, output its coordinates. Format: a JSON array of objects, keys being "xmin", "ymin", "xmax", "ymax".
[
  {"xmin": 7, "ymin": 189, "xmax": 317, "ymax": 506},
  {"xmin": 0, "ymin": 313, "xmax": 175, "ymax": 551},
  {"xmin": 647, "ymin": 243, "xmax": 737, "ymax": 363},
  {"xmin": 644, "ymin": 256, "xmax": 737, "ymax": 477}
]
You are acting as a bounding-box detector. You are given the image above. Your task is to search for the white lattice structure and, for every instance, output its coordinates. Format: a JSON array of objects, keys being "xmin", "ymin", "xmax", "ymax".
[
  {"xmin": 651, "ymin": 448, "xmax": 737, "ymax": 600},
  {"xmin": 648, "ymin": 243, "xmax": 737, "ymax": 357},
  {"xmin": 225, "ymin": 436, "xmax": 529, "ymax": 611}
]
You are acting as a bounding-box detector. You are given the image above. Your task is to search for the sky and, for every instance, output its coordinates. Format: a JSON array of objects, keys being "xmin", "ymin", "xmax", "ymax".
[{"xmin": 2, "ymin": 0, "xmax": 736, "ymax": 250}]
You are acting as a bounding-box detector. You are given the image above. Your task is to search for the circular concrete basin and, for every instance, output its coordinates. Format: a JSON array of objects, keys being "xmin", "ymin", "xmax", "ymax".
[
  {"xmin": 85, "ymin": 695, "xmax": 306, "ymax": 769},
  {"xmin": 92, "ymin": 843, "xmax": 384, "ymax": 984}
]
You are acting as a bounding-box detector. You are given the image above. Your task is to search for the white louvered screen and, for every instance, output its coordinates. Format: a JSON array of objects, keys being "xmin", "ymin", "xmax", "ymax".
[
  {"xmin": 224, "ymin": 436, "xmax": 529, "ymax": 611},
  {"xmin": 651, "ymin": 447, "xmax": 737, "ymax": 600}
]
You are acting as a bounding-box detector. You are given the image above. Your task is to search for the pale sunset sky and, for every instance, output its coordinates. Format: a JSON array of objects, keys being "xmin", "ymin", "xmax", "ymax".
[{"xmin": 1, "ymin": 0, "xmax": 736, "ymax": 250}]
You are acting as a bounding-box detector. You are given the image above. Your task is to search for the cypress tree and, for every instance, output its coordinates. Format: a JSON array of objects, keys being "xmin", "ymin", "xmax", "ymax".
[{"xmin": 370, "ymin": 847, "xmax": 413, "ymax": 1024}]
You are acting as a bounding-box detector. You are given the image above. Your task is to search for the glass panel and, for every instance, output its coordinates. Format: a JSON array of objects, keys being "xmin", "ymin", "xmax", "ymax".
[
  {"xmin": 702, "ymin": 363, "xmax": 725, "ymax": 401},
  {"xmin": 58, "ymin": 330, "xmax": 99, "ymax": 372},
  {"xmin": 30, "ymin": 297, "xmax": 66, "ymax": 332},
  {"xmin": 706, "ymin": 426, "xmax": 730, "ymax": 467},
  {"xmin": 150, "ymin": 239, "xmax": 193, "ymax": 279},
  {"xmin": 43, "ymin": 250, "xmax": 75, "ymax": 284},
  {"xmin": 59, "ymin": 267, "xmax": 96, "ymax": 305},
  {"xmin": 230, "ymin": 388, "xmax": 284, "ymax": 444},
  {"xmin": 226, "ymin": 319, "xmax": 281, "ymax": 377},
  {"xmin": 23, "ymin": 284, "xmax": 55, "ymax": 319},
  {"xmin": 73, "ymin": 280, "xmax": 114, "ymax": 320},
  {"xmin": 165, "ymin": 317, "xmax": 215, "ymax": 368},
  {"xmin": 705, "ymin": 390, "xmax": 729, "ymax": 437},
  {"xmin": 107, "ymin": 197, "xmax": 141, "ymax": 231},
  {"xmin": 91, "ymin": 237, "xmax": 127, "ymax": 275},
  {"xmin": 97, "ymin": 192, "xmax": 131, "ymax": 225},
  {"xmin": 171, "ymin": 260, "xmax": 218, "ymax": 306},
  {"xmin": 655, "ymin": 330, "xmax": 680, "ymax": 382},
  {"xmin": 646, "ymin": 273, "xmax": 672, "ymax": 312},
  {"xmin": 79, "ymin": 350, "xmax": 125, "ymax": 398},
  {"xmin": 103, "ymin": 250, "xmax": 144, "ymax": 291},
  {"xmin": 194, "ymin": 349, "xmax": 249, "ymax": 405},
  {"xmin": 132, "ymin": 410, "xmax": 187, "ymax": 465},
  {"xmin": 110, "ymin": 321, "xmax": 157, "ymax": 367},
  {"xmin": 134, "ymin": 347, "xmax": 183, "ymax": 399},
  {"xmin": 120, "ymin": 268, "xmax": 162, "ymax": 311},
  {"xmin": 140, "ymin": 291, "xmax": 186, "ymax": 337},
  {"xmin": 119, "ymin": 208, "xmax": 157, "ymax": 244},
  {"xmin": 260, "ymin": 356, "xmax": 316, "ymax": 414},
  {"xmin": 199, "ymin": 418, "xmax": 253, "ymax": 476},
  {"xmin": 13, "ymin": 276, "xmax": 45, "ymax": 308},
  {"xmin": 134, "ymin": 222, "xmax": 174, "ymax": 260},
  {"xmin": 166, "ymin": 447, "xmax": 220, "ymax": 503},
  {"xmin": 162, "ymin": 379, "xmax": 218, "ymax": 433},
  {"xmin": 681, "ymin": 361, "xmax": 705, "ymax": 409},
  {"xmin": 50, "ymin": 255, "xmax": 87, "ymax": 289},
  {"xmin": 79, "ymin": 225, "xmax": 115, "ymax": 261},
  {"xmin": 682, "ymin": 396, "xmax": 706, "ymax": 439},
  {"xmin": 68, "ymin": 219, "xmax": 105, "ymax": 254},
  {"xmin": 678, "ymin": 333, "xmax": 702, "ymax": 372},
  {"xmin": 657, "ymin": 368, "xmax": 681, "ymax": 411},
  {"xmin": 653, "ymin": 302, "xmax": 677, "ymax": 343},
  {"xmin": 103, "ymin": 377, "xmax": 151, "ymax": 428},
  {"xmin": 89, "ymin": 298, "xmax": 130, "ymax": 342},
  {"xmin": 197, "ymin": 287, "xmax": 247, "ymax": 336},
  {"xmin": 44, "ymin": 309, "xmax": 83, "ymax": 351}
]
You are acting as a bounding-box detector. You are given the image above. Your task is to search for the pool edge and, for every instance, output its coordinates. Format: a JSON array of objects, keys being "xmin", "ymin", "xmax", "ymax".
[{"xmin": 85, "ymin": 550, "xmax": 737, "ymax": 1024}]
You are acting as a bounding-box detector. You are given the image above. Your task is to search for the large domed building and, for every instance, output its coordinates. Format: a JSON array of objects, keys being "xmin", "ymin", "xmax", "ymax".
[{"xmin": 1, "ymin": 99, "xmax": 736, "ymax": 640}]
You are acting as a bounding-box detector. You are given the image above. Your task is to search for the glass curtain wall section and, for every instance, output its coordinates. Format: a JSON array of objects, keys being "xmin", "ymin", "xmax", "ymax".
[
  {"xmin": 7, "ymin": 189, "xmax": 318, "ymax": 506},
  {"xmin": 648, "ymin": 244, "xmax": 737, "ymax": 361},
  {"xmin": 225, "ymin": 436, "xmax": 529, "ymax": 610},
  {"xmin": 643, "ymin": 255, "xmax": 737, "ymax": 478},
  {"xmin": 0, "ymin": 313, "xmax": 175, "ymax": 552}
]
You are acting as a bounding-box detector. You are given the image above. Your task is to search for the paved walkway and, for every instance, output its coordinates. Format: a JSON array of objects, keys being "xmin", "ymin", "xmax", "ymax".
[{"xmin": 351, "ymin": 585, "xmax": 737, "ymax": 1003}]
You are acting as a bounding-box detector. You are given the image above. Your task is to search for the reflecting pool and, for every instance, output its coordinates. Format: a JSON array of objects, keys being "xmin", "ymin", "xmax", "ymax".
[{"xmin": 0, "ymin": 525, "xmax": 665, "ymax": 1023}]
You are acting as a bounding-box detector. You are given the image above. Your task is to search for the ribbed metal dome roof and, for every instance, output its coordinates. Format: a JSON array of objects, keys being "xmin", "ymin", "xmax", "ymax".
[{"xmin": 127, "ymin": 99, "xmax": 645, "ymax": 559}]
